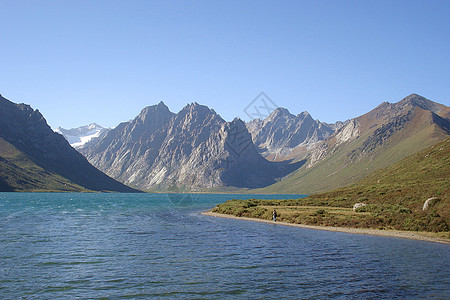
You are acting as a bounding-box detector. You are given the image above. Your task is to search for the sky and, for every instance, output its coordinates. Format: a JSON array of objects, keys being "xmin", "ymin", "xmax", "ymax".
[{"xmin": 1, "ymin": 0, "xmax": 449, "ymax": 129}]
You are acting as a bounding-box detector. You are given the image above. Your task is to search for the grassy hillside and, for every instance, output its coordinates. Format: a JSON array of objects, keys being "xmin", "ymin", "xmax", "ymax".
[
  {"xmin": 0, "ymin": 95, "xmax": 141, "ymax": 193},
  {"xmin": 0, "ymin": 138, "xmax": 90, "ymax": 192},
  {"xmin": 213, "ymin": 137, "xmax": 450, "ymax": 234},
  {"xmin": 252, "ymin": 107, "xmax": 449, "ymax": 194}
]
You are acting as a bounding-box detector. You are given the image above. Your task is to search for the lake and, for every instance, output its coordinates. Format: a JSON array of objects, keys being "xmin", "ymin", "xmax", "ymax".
[{"xmin": 0, "ymin": 193, "xmax": 449, "ymax": 299}]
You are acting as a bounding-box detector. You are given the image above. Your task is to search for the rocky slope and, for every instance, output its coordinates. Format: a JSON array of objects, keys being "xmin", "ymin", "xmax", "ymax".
[
  {"xmin": 82, "ymin": 102, "xmax": 302, "ymax": 190},
  {"xmin": 246, "ymin": 108, "xmax": 337, "ymax": 160},
  {"xmin": 55, "ymin": 123, "xmax": 109, "ymax": 149},
  {"xmin": 254, "ymin": 94, "xmax": 450, "ymax": 194},
  {"xmin": 0, "ymin": 94, "xmax": 139, "ymax": 192},
  {"xmin": 81, "ymin": 101, "xmax": 175, "ymax": 182}
]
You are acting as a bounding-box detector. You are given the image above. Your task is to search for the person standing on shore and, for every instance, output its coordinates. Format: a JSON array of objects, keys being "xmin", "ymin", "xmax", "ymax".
[{"xmin": 273, "ymin": 209, "xmax": 277, "ymax": 222}]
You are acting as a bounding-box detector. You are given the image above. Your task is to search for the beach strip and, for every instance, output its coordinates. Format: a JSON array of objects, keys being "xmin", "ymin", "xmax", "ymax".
[{"xmin": 202, "ymin": 211, "xmax": 450, "ymax": 245}]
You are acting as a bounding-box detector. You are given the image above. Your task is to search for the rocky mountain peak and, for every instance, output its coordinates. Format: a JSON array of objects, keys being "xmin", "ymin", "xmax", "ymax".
[
  {"xmin": 222, "ymin": 118, "xmax": 255, "ymax": 159},
  {"xmin": 230, "ymin": 117, "xmax": 246, "ymax": 127},
  {"xmin": 182, "ymin": 102, "xmax": 216, "ymax": 114},
  {"xmin": 298, "ymin": 111, "xmax": 312, "ymax": 120},
  {"xmin": 247, "ymin": 106, "xmax": 335, "ymax": 159},
  {"xmin": 55, "ymin": 123, "xmax": 109, "ymax": 149},
  {"xmin": 0, "ymin": 97, "xmax": 49, "ymax": 134},
  {"xmin": 137, "ymin": 102, "xmax": 171, "ymax": 123},
  {"xmin": 87, "ymin": 123, "xmax": 102, "ymax": 130},
  {"xmin": 130, "ymin": 102, "xmax": 174, "ymax": 137},
  {"xmin": 374, "ymin": 101, "xmax": 391, "ymax": 110},
  {"xmin": 173, "ymin": 103, "xmax": 222, "ymax": 132},
  {"xmin": 299, "ymin": 111, "xmax": 308, "ymax": 116},
  {"xmin": 398, "ymin": 93, "xmax": 443, "ymax": 114},
  {"xmin": 358, "ymin": 93, "xmax": 449, "ymax": 134},
  {"xmin": 57, "ymin": 123, "xmax": 104, "ymax": 134},
  {"xmin": 269, "ymin": 107, "xmax": 293, "ymax": 119}
]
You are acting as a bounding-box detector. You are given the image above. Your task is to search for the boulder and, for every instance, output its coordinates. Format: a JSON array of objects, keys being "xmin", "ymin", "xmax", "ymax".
[{"xmin": 353, "ymin": 203, "xmax": 367, "ymax": 211}]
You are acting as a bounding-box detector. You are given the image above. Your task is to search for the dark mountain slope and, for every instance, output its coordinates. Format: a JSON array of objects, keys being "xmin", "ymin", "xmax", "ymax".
[
  {"xmin": 0, "ymin": 137, "xmax": 85, "ymax": 192},
  {"xmin": 0, "ymin": 94, "xmax": 139, "ymax": 192}
]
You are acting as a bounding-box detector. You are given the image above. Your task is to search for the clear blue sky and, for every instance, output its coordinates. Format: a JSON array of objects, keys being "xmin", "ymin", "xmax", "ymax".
[{"xmin": 1, "ymin": 0, "xmax": 449, "ymax": 129}]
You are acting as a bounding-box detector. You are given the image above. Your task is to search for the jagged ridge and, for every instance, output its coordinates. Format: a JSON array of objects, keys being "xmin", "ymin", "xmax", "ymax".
[
  {"xmin": 82, "ymin": 102, "xmax": 303, "ymax": 190},
  {"xmin": 247, "ymin": 108, "xmax": 337, "ymax": 160}
]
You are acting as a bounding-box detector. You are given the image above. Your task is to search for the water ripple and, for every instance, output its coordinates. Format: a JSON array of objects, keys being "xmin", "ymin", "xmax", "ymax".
[{"xmin": 0, "ymin": 193, "xmax": 449, "ymax": 299}]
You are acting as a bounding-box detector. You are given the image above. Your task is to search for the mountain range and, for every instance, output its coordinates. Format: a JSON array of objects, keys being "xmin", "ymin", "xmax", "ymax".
[
  {"xmin": 246, "ymin": 108, "xmax": 342, "ymax": 160},
  {"xmin": 254, "ymin": 93, "xmax": 450, "ymax": 194},
  {"xmin": 1, "ymin": 92, "xmax": 448, "ymax": 193},
  {"xmin": 60, "ymin": 93, "xmax": 448, "ymax": 194},
  {"xmin": 80, "ymin": 102, "xmax": 302, "ymax": 191},
  {"xmin": 0, "ymin": 94, "xmax": 139, "ymax": 192}
]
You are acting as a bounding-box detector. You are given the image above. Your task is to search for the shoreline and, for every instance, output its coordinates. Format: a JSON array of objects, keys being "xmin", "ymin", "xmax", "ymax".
[{"xmin": 202, "ymin": 211, "xmax": 450, "ymax": 245}]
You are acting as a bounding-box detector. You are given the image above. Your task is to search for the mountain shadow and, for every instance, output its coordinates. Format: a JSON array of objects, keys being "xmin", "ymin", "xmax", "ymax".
[{"xmin": 0, "ymin": 94, "xmax": 140, "ymax": 192}]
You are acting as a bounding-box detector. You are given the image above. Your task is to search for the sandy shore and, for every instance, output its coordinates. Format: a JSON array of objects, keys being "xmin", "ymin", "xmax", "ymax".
[{"xmin": 202, "ymin": 211, "xmax": 450, "ymax": 245}]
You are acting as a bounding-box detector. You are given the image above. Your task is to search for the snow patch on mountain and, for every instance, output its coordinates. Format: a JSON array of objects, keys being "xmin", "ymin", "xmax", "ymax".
[{"xmin": 55, "ymin": 123, "xmax": 109, "ymax": 149}]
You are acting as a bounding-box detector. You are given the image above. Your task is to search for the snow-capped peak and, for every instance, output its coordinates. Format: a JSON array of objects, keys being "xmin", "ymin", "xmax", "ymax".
[{"xmin": 55, "ymin": 123, "xmax": 109, "ymax": 149}]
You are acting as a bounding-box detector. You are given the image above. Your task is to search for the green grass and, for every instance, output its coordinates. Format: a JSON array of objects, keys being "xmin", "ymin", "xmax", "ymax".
[
  {"xmin": 213, "ymin": 138, "xmax": 450, "ymax": 235},
  {"xmin": 252, "ymin": 114, "xmax": 448, "ymax": 194},
  {"xmin": 0, "ymin": 138, "xmax": 91, "ymax": 192}
]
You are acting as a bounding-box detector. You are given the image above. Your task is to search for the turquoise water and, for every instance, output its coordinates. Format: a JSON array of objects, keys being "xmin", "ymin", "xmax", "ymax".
[{"xmin": 0, "ymin": 193, "xmax": 449, "ymax": 299}]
